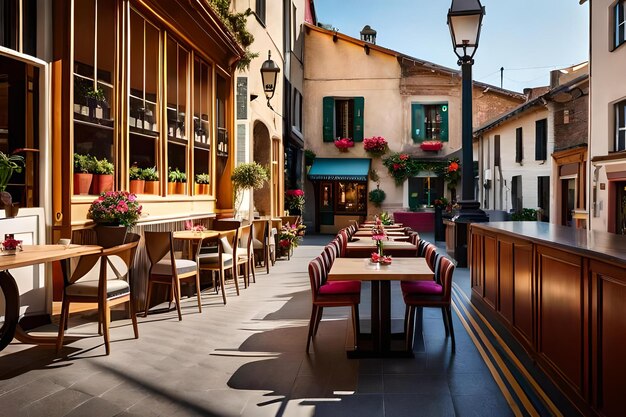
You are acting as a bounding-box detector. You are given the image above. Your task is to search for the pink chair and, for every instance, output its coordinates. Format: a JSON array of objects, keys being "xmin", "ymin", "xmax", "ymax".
[
  {"xmin": 402, "ymin": 256, "xmax": 456, "ymax": 352},
  {"xmin": 306, "ymin": 257, "xmax": 361, "ymax": 352}
]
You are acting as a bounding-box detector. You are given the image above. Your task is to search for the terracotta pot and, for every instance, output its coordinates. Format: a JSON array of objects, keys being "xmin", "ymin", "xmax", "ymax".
[
  {"xmin": 176, "ymin": 182, "xmax": 186, "ymax": 195},
  {"xmin": 129, "ymin": 179, "xmax": 145, "ymax": 195},
  {"xmin": 73, "ymin": 173, "xmax": 93, "ymax": 195},
  {"xmin": 144, "ymin": 180, "xmax": 159, "ymax": 195},
  {"xmin": 91, "ymin": 174, "xmax": 114, "ymax": 195},
  {"xmin": 195, "ymin": 183, "xmax": 209, "ymax": 195},
  {"xmin": 167, "ymin": 182, "xmax": 177, "ymax": 195}
]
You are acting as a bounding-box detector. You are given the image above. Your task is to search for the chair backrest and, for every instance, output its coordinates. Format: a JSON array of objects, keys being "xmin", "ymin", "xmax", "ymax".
[
  {"xmin": 409, "ymin": 232, "xmax": 420, "ymax": 246},
  {"xmin": 337, "ymin": 229, "xmax": 348, "ymax": 257},
  {"xmin": 438, "ymin": 257, "xmax": 455, "ymax": 301},
  {"xmin": 308, "ymin": 257, "xmax": 325, "ymax": 300},
  {"xmin": 329, "ymin": 238, "xmax": 341, "ymax": 258},
  {"xmin": 217, "ymin": 229, "xmax": 238, "ymax": 261},
  {"xmin": 416, "ymin": 239, "xmax": 429, "ymax": 257},
  {"xmin": 321, "ymin": 244, "xmax": 338, "ymax": 276},
  {"xmin": 252, "ymin": 219, "xmax": 268, "ymax": 243},
  {"xmin": 238, "ymin": 224, "xmax": 253, "ymax": 251},
  {"xmin": 213, "ymin": 219, "xmax": 241, "ymax": 231},
  {"xmin": 144, "ymin": 231, "xmax": 175, "ymax": 271},
  {"xmin": 424, "ymin": 244, "xmax": 438, "ymax": 271},
  {"xmin": 68, "ymin": 240, "xmax": 139, "ymax": 287}
]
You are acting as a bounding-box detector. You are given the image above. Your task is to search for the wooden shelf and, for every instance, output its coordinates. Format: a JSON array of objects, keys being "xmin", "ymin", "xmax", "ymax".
[{"xmin": 74, "ymin": 116, "xmax": 114, "ymax": 130}]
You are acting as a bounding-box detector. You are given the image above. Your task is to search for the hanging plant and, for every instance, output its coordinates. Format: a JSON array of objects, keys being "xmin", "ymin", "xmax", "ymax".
[
  {"xmin": 368, "ymin": 188, "xmax": 386, "ymax": 207},
  {"xmin": 382, "ymin": 153, "xmax": 415, "ymax": 185}
]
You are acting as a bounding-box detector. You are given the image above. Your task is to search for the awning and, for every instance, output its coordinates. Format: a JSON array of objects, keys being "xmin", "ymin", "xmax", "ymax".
[{"xmin": 307, "ymin": 158, "xmax": 371, "ymax": 181}]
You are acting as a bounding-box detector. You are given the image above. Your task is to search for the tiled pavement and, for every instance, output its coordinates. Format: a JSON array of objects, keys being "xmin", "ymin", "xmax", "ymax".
[{"xmin": 0, "ymin": 234, "xmax": 513, "ymax": 417}]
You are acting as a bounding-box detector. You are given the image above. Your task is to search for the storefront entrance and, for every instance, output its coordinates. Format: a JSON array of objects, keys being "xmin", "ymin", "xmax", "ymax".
[{"xmin": 616, "ymin": 181, "xmax": 626, "ymax": 235}]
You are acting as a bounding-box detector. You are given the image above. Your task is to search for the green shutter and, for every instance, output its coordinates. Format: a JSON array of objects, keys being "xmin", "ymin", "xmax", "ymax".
[
  {"xmin": 440, "ymin": 104, "xmax": 449, "ymax": 142},
  {"xmin": 411, "ymin": 103, "xmax": 425, "ymax": 142},
  {"xmin": 352, "ymin": 97, "xmax": 364, "ymax": 142},
  {"xmin": 322, "ymin": 96, "xmax": 334, "ymax": 142}
]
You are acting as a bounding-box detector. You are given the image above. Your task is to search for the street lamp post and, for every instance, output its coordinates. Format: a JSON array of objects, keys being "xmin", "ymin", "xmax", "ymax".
[
  {"xmin": 447, "ymin": 0, "xmax": 488, "ymax": 266},
  {"xmin": 260, "ymin": 51, "xmax": 280, "ymax": 110}
]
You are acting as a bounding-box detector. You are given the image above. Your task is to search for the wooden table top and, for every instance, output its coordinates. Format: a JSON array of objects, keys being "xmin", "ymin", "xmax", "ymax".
[
  {"xmin": 347, "ymin": 240, "xmax": 416, "ymax": 249},
  {"xmin": 328, "ymin": 257, "xmax": 432, "ymax": 281},
  {"xmin": 0, "ymin": 244, "xmax": 102, "ymax": 270},
  {"xmin": 173, "ymin": 230, "xmax": 220, "ymax": 240},
  {"xmin": 360, "ymin": 223, "xmax": 403, "ymax": 228},
  {"xmin": 353, "ymin": 230, "xmax": 406, "ymax": 237}
]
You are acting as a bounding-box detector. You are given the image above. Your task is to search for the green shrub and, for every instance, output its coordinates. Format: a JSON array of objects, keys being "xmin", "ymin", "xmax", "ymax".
[
  {"xmin": 511, "ymin": 208, "xmax": 538, "ymax": 221},
  {"xmin": 368, "ymin": 188, "xmax": 386, "ymax": 207}
]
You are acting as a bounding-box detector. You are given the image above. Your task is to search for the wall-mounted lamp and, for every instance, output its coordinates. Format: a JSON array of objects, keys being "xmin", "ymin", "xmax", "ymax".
[{"xmin": 260, "ymin": 50, "xmax": 280, "ymax": 110}]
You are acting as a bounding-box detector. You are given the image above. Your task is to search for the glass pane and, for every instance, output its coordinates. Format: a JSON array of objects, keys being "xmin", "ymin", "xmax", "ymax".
[
  {"xmin": 203, "ymin": 62, "xmax": 211, "ymax": 142},
  {"xmin": 74, "ymin": 0, "xmax": 95, "ymax": 78},
  {"xmin": 129, "ymin": 10, "xmax": 143, "ymax": 98},
  {"xmin": 193, "ymin": 58, "xmax": 201, "ymax": 140},
  {"xmin": 145, "ymin": 21, "xmax": 159, "ymax": 104},
  {"xmin": 168, "ymin": 142, "xmax": 186, "ymax": 173},
  {"xmin": 178, "ymin": 47, "xmax": 187, "ymax": 140},
  {"xmin": 129, "ymin": 134, "xmax": 155, "ymax": 167},
  {"xmin": 22, "ymin": 0, "xmax": 37, "ymax": 56},
  {"xmin": 194, "ymin": 148, "xmax": 210, "ymax": 184},
  {"xmin": 166, "ymin": 38, "xmax": 177, "ymax": 138},
  {"xmin": 96, "ymin": 0, "xmax": 115, "ymax": 84}
]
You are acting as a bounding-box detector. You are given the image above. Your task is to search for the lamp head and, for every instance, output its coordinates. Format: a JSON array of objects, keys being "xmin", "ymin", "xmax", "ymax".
[
  {"xmin": 447, "ymin": 0, "xmax": 485, "ymax": 64},
  {"xmin": 260, "ymin": 50, "xmax": 280, "ymax": 107}
]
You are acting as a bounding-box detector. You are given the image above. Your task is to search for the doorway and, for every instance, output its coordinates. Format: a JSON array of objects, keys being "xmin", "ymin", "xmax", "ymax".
[
  {"xmin": 616, "ymin": 181, "xmax": 626, "ymax": 235},
  {"xmin": 252, "ymin": 121, "xmax": 271, "ymax": 216},
  {"xmin": 561, "ymin": 177, "xmax": 576, "ymax": 226},
  {"xmin": 408, "ymin": 176, "xmax": 444, "ymax": 210}
]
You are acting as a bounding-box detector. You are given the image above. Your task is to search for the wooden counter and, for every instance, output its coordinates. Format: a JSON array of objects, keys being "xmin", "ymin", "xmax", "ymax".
[{"xmin": 469, "ymin": 222, "xmax": 626, "ymax": 417}]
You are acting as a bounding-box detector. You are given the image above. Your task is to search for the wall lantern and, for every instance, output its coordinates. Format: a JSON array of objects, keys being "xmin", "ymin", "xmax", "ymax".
[
  {"xmin": 260, "ymin": 50, "xmax": 280, "ymax": 109},
  {"xmin": 447, "ymin": 0, "xmax": 485, "ymax": 63}
]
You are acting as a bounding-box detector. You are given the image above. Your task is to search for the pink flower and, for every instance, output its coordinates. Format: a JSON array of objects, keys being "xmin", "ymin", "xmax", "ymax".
[{"xmin": 399, "ymin": 154, "xmax": 409, "ymax": 161}]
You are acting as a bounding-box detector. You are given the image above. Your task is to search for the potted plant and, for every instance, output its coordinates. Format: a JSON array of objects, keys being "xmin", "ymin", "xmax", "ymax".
[
  {"xmin": 334, "ymin": 137, "xmax": 354, "ymax": 152},
  {"xmin": 176, "ymin": 170, "xmax": 187, "ymax": 194},
  {"xmin": 304, "ymin": 149, "xmax": 316, "ymax": 171},
  {"xmin": 85, "ymin": 87, "xmax": 107, "ymax": 119},
  {"xmin": 168, "ymin": 168, "xmax": 186, "ymax": 194},
  {"xmin": 285, "ymin": 189, "xmax": 305, "ymax": 215},
  {"xmin": 129, "ymin": 166, "xmax": 144, "ymax": 194},
  {"xmin": 363, "ymin": 136, "xmax": 389, "ymax": 157},
  {"xmin": 0, "ymin": 151, "xmax": 24, "ymax": 217},
  {"xmin": 368, "ymin": 187, "xmax": 386, "ymax": 207},
  {"xmin": 91, "ymin": 157, "xmax": 114, "ymax": 195},
  {"xmin": 231, "ymin": 162, "xmax": 269, "ymax": 218},
  {"xmin": 195, "ymin": 173, "xmax": 210, "ymax": 194},
  {"xmin": 142, "ymin": 166, "xmax": 159, "ymax": 195},
  {"xmin": 73, "ymin": 153, "xmax": 95, "ymax": 195},
  {"xmin": 87, "ymin": 191, "xmax": 142, "ymax": 228}
]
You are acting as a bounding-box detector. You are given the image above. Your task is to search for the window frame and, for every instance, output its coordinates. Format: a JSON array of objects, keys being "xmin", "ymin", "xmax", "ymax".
[
  {"xmin": 515, "ymin": 127, "xmax": 523, "ymax": 163},
  {"xmin": 322, "ymin": 96, "xmax": 364, "ymax": 142},
  {"xmin": 613, "ymin": 0, "xmax": 625, "ymax": 50},
  {"xmin": 411, "ymin": 102, "xmax": 449, "ymax": 143},
  {"xmin": 616, "ymin": 99, "xmax": 626, "ymax": 152},
  {"xmin": 535, "ymin": 118, "xmax": 548, "ymax": 161}
]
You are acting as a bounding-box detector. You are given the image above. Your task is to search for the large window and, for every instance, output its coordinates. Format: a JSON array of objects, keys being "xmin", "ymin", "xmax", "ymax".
[
  {"xmin": 515, "ymin": 127, "xmax": 523, "ymax": 163},
  {"xmin": 616, "ymin": 99, "xmax": 626, "ymax": 152},
  {"xmin": 193, "ymin": 57, "xmax": 212, "ymax": 191},
  {"xmin": 411, "ymin": 103, "xmax": 449, "ymax": 142},
  {"xmin": 166, "ymin": 36, "xmax": 189, "ymax": 193},
  {"xmin": 614, "ymin": 0, "xmax": 625, "ymax": 49},
  {"xmin": 535, "ymin": 119, "xmax": 547, "ymax": 160},
  {"xmin": 322, "ymin": 96, "xmax": 364, "ymax": 142},
  {"xmin": 129, "ymin": 9, "xmax": 160, "ymax": 169},
  {"xmin": 336, "ymin": 181, "xmax": 367, "ymax": 213}
]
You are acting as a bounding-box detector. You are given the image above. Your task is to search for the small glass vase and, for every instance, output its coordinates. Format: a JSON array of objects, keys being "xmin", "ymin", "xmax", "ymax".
[{"xmin": 377, "ymin": 240, "xmax": 384, "ymax": 257}]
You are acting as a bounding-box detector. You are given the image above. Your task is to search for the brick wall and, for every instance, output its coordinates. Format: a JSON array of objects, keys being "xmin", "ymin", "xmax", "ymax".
[{"xmin": 553, "ymin": 91, "xmax": 588, "ymax": 152}]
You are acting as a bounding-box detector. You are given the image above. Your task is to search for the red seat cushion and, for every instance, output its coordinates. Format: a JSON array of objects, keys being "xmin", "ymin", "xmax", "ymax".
[
  {"xmin": 319, "ymin": 280, "xmax": 361, "ymax": 295},
  {"xmin": 401, "ymin": 280, "xmax": 443, "ymax": 295}
]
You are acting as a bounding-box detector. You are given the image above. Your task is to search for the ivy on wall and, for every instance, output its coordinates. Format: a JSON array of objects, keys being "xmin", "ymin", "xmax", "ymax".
[{"xmin": 208, "ymin": 0, "xmax": 259, "ymax": 70}]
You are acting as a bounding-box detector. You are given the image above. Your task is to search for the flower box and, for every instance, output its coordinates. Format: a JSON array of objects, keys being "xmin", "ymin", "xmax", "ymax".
[{"xmin": 420, "ymin": 141, "xmax": 443, "ymax": 152}]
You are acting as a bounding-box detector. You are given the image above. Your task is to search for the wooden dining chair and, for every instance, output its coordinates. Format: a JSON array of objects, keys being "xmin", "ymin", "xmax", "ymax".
[
  {"xmin": 236, "ymin": 224, "xmax": 255, "ymax": 286},
  {"xmin": 252, "ymin": 219, "xmax": 270, "ymax": 274},
  {"xmin": 306, "ymin": 257, "xmax": 361, "ymax": 353},
  {"xmin": 143, "ymin": 231, "xmax": 201, "ymax": 320},
  {"xmin": 337, "ymin": 229, "xmax": 349, "ymax": 257},
  {"xmin": 198, "ymin": 229, "xmax": 238, "ymax": 304},
  {"xmin": 57, "ymin": 238, "xmax": 140, "ymax": 355},
  {"xmin": 402, "ymin": 256, "xmax": 456, "ymax": 352}
]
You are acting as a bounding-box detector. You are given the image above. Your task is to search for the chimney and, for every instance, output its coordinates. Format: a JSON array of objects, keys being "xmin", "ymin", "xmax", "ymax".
[{"xmin": 360, "ymin": 25, "xmax": 377, "ymax": 45}]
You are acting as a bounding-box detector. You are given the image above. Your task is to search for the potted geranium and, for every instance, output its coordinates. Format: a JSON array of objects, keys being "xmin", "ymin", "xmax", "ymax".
[
  {"xmin": 129, "ymin": 166, "xmax": 144, "ymax": 194},
  {"xmin": 363, "ymin": 136, "xmax": 388, "ymax": 157},
  {"xmin": 195, "ymin": 173, "xmax": 210, "ymax": 194},
  {"xmin": 91, "ymin": 157, "xmax": 114, "ymax": 195},
  {"xmin": 285, "ymin": 189, "xmax": 305, "ymax": 215},
  {"xmin": 142, "ymin": 166, "xmax": 159, "ymax": 195},
  {"xmin": 334, "ymin": 137, "xmax": 354, "ymax": 152},
  {"xmin": 87, "ymin": 191, "xmax": 142, "ymax": 228}
]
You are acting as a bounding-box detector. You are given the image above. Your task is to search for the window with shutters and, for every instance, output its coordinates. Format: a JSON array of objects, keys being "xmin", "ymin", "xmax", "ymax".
[
  {"xmin": 256, "ymin": 0, "xmax": 266, "ymax": 25},
  {"xmin": 614, "ymin": 0, "xmax": 625, "ymax": 50},
  {"xmin": 616, "ymin": 99, "xmax": 626, "ymax": 152},
  {"xmin": 411, "ymin": 103, "xmax": 448, "ymax": 142},
  {"xmin": 515, "ymin": 127, "xmax": 523, "ymax": 163},
  {"xmin": 535, "ymin": 118, "xmax": 547, "ymax": 160},
  {"xmin": 322, "ymin": 96, "xmax": 364, "ymax": 142},
  {"xmin": 494, "ymin": 135, "xmax": 501, "ymax": 166}
]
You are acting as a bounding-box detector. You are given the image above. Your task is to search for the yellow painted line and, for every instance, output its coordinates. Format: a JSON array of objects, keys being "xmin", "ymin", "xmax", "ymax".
[
  {"xmin": 450, "ymin": 299, "xmax": 524, "ymax": 417},
  {"xmin": 452, "ymin": 283, "xmax": 563, "ymax": 417},
  {"xmin": 452, "ymin": 291, "xmax": 539, "ymax": 417}
]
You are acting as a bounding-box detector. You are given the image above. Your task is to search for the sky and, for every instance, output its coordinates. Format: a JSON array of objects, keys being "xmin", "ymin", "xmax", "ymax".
[{"xmin": 313, "ymin": 0, "xmax": 589, "ymax": 93}]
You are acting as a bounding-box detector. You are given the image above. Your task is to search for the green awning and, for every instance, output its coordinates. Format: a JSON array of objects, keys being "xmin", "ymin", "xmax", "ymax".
[{"xmin": 307, "ymin": 158, "xmax": 371, "ymax": 181}]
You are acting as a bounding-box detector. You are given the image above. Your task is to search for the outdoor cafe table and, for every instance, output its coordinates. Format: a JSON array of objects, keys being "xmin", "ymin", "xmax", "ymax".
[
  {"xmin": 345, "ymin": 240, "xmax": 418, "ymax": 258},
  {"xmin": 0, "ymin": 244, "xmax": 102, "ymax": 351},
  {"xmin": 353, "ymin": 230, "xmax": 406, "ymax": 237},
  {"xmin": 361, "ymin": 222, "xmax": 403, "ymax": 228},
  {"xmin": 173, "ymin": 230, "xmax": 220, "ymax": 259},
  {"xmin": 328, "ymin": 257, "xmax": 433, "ymax": 357}
]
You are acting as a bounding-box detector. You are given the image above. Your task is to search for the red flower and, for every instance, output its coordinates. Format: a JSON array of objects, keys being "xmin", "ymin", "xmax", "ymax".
[
  {"xmin": 448, "ymin": 162, "xmax": 459, "ymax": 172},
  {"xmin": 399, "ymin": 154, "xmax": 409, "ymax": 161},
  {"xmin": 1, "ymin": 238, "xmax": 22, "ymax": 250},
  {"xmin": 334, "ymin": 138, "xmax": 355, "ymax": 151}
]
